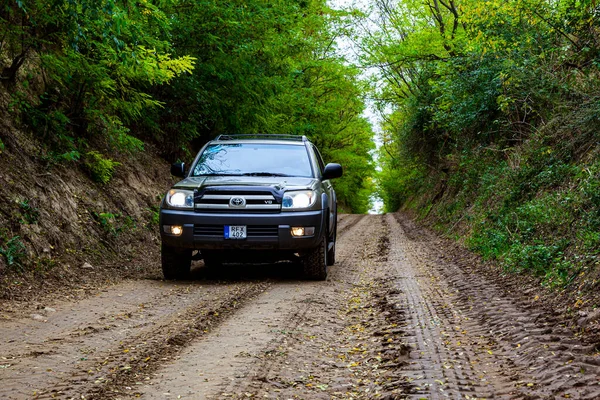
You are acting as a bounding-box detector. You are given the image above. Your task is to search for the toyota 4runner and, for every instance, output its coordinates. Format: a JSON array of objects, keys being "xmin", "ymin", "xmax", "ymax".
[{"xmin": 159, "ymin": 134, "xmax": 343, "ymax": 280}]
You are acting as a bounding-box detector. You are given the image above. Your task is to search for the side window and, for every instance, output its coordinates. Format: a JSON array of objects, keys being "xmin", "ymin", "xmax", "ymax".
[{"xmin": 311, "ymin": 144, "xmax": 326, "ymax": 175}]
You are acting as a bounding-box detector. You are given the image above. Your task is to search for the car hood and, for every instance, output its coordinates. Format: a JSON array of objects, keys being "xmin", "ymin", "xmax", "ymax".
[{"xmin": 172, "ymin": 176, "xmax": 319, "ymax": 191}]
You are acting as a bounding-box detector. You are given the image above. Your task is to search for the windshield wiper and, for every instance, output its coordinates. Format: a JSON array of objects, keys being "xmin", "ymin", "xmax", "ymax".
[{"xmin": 241, "ymin": 172, "xmax": 291, "ymax": 177}]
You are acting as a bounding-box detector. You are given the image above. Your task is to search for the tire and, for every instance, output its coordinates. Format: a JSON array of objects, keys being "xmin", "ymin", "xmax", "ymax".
[
  {"xmin": 327, "ymin": 221, "xmax": 336, "ymax": 266},
  {"xmin": 161, "ymin": 244, "xmax": 192, "ymax": 280},
  {"xmin": 303, "ymin": 236, "xmax": 328, "ymax": 280}
]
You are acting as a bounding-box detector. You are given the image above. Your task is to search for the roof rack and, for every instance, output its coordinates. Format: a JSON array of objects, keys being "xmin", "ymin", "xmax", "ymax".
[{"xmin": 215, "ymin": 134, "xmax": 308, "ymax": 142}]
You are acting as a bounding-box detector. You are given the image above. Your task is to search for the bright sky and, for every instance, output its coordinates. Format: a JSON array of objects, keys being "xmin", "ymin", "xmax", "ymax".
[{"xmin": 328, "ymin": 0, "xmax": 384, "ymax": 213}]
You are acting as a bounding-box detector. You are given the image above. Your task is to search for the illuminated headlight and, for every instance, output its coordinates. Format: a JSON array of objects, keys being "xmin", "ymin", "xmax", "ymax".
[
  {"xmin": 163, "ymin": 225, "xmax": 183, "ymax": 236},
  {"xmin": 282, "ymin": 190, "xmax": 316, "ymax": 210},
  {"xmin": 166, "ymin": 189, "xmax": 194, "ymax": 209},
  {"xmin": 291, "ymin": 227, "xmax": 315, "ymax": 237}
]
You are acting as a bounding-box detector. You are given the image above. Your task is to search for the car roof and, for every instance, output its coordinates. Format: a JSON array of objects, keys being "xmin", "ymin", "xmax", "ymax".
[
  {"xmin": 209, "ymin": 140, "xmax": 307, "ymax": 146},
  {"xmin": 212, "ymin": 134, "xmax": 309, "ymax": 144}
]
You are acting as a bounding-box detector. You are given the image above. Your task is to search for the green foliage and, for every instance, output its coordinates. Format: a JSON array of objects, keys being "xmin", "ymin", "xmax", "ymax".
[
  {"xmin": 1, "ymin": 0, "xmax": 194, "ymax": 173},
  {"xmin": 2, "ymin": 0, "xmax": 374, "ymax": 213},
  {"xmin": 84, "ymin": 151, "xmax": 121, "ymax": 184},
  {"xmin": 0, "ymin": 236, "xmax": 27, "ymax": 272},
  {"xmin": 94, "ymin": 212, "xmax": 136, "ymax": 237},
  {"xmin": 0, "ymin": 138, "xmax": 4, "ymax": 154},
  {"xmin": 366, "ymin": 0, "xmax": 600, "ymax": 286},
  {"xmin": 8, "ymin": 90, "xmax": 31, "ymax": 115},
  {"xmin": 18, "ymin": 199, "xmax": 39, "ymax": 225},
  {"xmin": 60, "ymin": 151, "xmax": 81, "ymax": 162},
  {"xmin": 98, "ymin": 115, "xmax": 145, "ymax": 154},
  {"xmin": 376, "ymin": 150, "xmax": 428, "ymax": 213},
  {"xmin": 114, "ymin": 132, "xmax": 144, "ymax": 154},
  {"xmin": 146, "ymin": 206, "xmax": 160, "ymax": 230},
  {"xmin": 423, "ymin": 144, "xmax": 600, "ymax": 287},
  {"xmin": 145, "ymin": 0, "xmax": 375, "ymax": 212}
]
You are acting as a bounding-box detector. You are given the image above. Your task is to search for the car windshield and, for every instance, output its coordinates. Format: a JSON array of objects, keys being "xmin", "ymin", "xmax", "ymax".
[{"xmin": 192, "ymin": 143, "xmax": 313, "ymax": 177}]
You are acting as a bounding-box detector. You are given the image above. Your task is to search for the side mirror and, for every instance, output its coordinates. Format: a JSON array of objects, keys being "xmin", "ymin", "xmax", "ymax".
[
  {"xmin": 322, "ymin": 163, "xmax": 343, "ymax": 180},
  {"xmin": 170, "ymin": 162, "xmax": 186, "ymax": 178}
]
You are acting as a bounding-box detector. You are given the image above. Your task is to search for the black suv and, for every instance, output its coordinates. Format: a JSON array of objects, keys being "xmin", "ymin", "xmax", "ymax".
[{"xmin": 159, "ymin": 134, "xmax": 343, "ymax": 280}]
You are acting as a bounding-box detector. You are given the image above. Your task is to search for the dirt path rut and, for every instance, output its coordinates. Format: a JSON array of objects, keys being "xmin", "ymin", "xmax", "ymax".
[
  {"xmin": 1, "ymin": 213, "xmax": 598, "ymax": 399},
  {"xmin": 388, "ymin": 214, "xmax": 600, "ymax": 399}
]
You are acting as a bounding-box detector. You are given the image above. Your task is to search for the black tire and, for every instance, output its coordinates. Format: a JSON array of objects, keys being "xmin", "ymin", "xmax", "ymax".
[
  {"xmin": 303, "ymin": 236, "xmax": 328, "ymax": 280},
  {"xmin": 161, "ymin": 244, "xmax": 192, "ymax": 280},
  {"xmin": 327, "ymin": 221, "xmax": 336, "ymax": 266}
]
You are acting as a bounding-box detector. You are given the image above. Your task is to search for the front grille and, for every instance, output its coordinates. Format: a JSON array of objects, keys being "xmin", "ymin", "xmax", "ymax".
[
  {"xmin": 195, "ymin": 191, "xmax": 281, "ymax": 213},
  {"xmin": 193, "ymin": 225, "xmax": 224, "ymax": 236},
  {"xmin": 194, "ymin": 225, "xmax": 279, "ymax": 237}
]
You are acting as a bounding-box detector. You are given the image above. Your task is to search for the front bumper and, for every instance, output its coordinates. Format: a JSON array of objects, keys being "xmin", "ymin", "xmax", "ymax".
[{"xmin": 159, "ymin": 209, "xmax": 326, "ymax": 250}]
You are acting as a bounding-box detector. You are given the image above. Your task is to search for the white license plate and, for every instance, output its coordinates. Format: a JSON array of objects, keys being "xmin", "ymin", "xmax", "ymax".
[{"xmin": 225, "ymin": 225, "xmax": 246, "ymax": 239}]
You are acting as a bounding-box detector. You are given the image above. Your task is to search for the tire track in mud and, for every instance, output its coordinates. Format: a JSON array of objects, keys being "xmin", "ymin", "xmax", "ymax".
[
  {"xmin": 390, "ymin": 213, "xmax": 600, "ymax": 399},
  {"xmin": 6, "ymin": 212, "xmax": 598, "ymax": 399},
  {"xmin": 0, "ymin": 215, "xmax": 367, "ymax": 399},
  {"xmin": 83, "ymin": 283, "xmax": 272, "ymax": 400},
  {"xmin": 0, "ymin": 281, "xmax": 270, "ymax": 399},
  {"xmin": 0, "ymin": 282, "xmax": 223, "ymax": 398},
  {"xmin": 212, "ymin": 214, "xmax": 371, "ymax": 398},
  {"xmin": 2, "ymin": 282, "xmax": 218, "ymax": 358},
  {"xmin": 211, "ymin": 214, "xmax": 415, "ymax": 399},
  {"xmin": 386, "ymin": 213, "xmax": 522, "ymax": 399},
  {"xmin": 337, "ymin": 213, "xmax": 364, "ymax": 236}
]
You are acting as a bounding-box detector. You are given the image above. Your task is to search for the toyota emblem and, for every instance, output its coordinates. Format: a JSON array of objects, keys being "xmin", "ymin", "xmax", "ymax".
[{"xmin": 229, "ymin": 196, "xmax": 246, "ymax": 208}]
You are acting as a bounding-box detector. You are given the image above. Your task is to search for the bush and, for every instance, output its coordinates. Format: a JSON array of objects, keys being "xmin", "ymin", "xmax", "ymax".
[
  {"xmin": 84, "ymin": 151, "xmax": 121, "ymax": 184},
  {"xmin": 0, "ymin": 236, "xmax": 27, "ymax": 272}
]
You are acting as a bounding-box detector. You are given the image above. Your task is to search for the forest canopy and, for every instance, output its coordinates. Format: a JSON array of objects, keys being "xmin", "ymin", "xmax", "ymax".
[
  {"xmin": 361, "ymin": 0, "xmax": 600, "ymax": 286},
  {"xmin": 361, "ymin": 0, "xmax": 599, "ymax": 210},
  {"xmin": 1, "ymin": 0, "xmax": 375, "ymax": 213}
]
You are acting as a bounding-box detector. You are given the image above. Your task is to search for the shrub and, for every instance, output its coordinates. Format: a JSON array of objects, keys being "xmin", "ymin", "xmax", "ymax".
[
  {"xmin": 84, "ymin": 151, "xmax": 121, "ymax": 184},
  {"xmin": 0, "ymin": 236, "xmax": 27, "ymax": 272}
]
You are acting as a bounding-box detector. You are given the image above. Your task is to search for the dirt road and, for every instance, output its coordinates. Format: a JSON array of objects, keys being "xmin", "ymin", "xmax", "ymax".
[{"xmin": 1, "ymin": 214, "xmax": 599, "ymax": 399}]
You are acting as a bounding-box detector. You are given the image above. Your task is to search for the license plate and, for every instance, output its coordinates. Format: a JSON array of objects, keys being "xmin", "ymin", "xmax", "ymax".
[{"xmin": 224, "ymin": 225, "xmax": 246, "ymax": 239}]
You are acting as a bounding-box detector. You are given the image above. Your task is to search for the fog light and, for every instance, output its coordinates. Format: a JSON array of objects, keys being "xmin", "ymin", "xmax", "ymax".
[
  {"xmin": 170, "ymin": 225, "xmax": 183, "ymax": 236},
  {"xmin": 291, "ymin": 227, "xmax": 315, "ymax": 237}
]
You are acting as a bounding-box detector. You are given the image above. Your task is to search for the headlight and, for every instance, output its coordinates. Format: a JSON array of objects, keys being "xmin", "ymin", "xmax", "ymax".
[
  {"xmin": 165, "ymin": 189, "xmax": 194, "ymax": 209},
  {"xmin": 282, "ymin": 190, "xmax": 316, "ymax": 210}
]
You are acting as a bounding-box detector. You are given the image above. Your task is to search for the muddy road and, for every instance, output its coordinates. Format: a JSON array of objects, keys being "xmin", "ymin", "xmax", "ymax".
[{"xmin": 1, "ymin": 214, "xmax": 599, "ymax": 399}]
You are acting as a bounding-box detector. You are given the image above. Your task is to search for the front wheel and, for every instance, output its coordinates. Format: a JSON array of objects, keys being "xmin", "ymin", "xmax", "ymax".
[
  {"xmin": 161, "ymin": 244, "xmax": 192, "ymax": 280},
  {"xmin": 303, "ymin": 237, "xmax": 328, "ymax": 280},
  {"xmin": 327, "ymin": 221, "xmax": 336, "ymax": 266}
]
